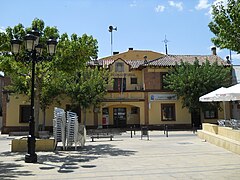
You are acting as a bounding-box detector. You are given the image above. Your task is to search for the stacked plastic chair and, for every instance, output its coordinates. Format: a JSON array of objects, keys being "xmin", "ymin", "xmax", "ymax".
[
  {"xmin": 77, "ymin": 124, "xmax": 86, "ymax": 147},
  {"xmin": 53, "ymin": 107, "xmax": 66, "ymax": 150},
  {"xmin": 66, "ymin": 111, "xmax": 79, "ymax": 150}
]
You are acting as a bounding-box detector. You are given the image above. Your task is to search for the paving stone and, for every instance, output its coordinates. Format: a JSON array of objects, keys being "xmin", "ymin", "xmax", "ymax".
[{"xmin": 0, "ymin": 131, "xmax": 240, "ymax": 179}]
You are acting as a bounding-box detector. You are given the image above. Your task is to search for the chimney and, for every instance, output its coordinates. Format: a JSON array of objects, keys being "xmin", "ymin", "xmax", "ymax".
[
  {"xmin": 113, "ymin": 52, "xmax": 119, "ymax": 55},
  {"xmin": 211, "ymin": 47, "xmax": 217, "ymax": 55},
  {"xmin": 128, "ymin": 48, "xmax": 133, "ymax": 51}
]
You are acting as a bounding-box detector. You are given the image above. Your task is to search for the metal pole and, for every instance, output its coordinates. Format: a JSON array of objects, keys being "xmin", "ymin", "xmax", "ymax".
[
  {"xmin": 25, "ymin": 50, "xmax": 37, "ymax": 163},
  {"xmin": 111, "ymin": 31, "xmax": 113, "ymax": 56},
  {"xmin": 166, "ymin": 125, "xmax": 168, "ymax": 137},
  {"xmin": 130, "ymin": 126, "xmax": 133, "ymax": 138}
]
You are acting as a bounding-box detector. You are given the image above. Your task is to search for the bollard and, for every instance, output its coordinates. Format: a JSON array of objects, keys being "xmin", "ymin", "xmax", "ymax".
[
  {"xmin": 192, "ymin": 123, "xmax": 195, "ymax": 134},
  {"xmin": 133, "ymin": 125, "xmax": 136, "ymax": 135},
  {"xmin": 166, "ymin": 125, "xmax": 168, "ymax": 137},
  {"xmin": 130, "ymin": 126, "xmax": 133, "ymax": 138},
  {"xmin": 164, "ymin": 124, "xmax": 166, "ymax": 134}
]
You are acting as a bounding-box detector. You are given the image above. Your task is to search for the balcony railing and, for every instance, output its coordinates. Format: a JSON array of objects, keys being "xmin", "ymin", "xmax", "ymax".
[{"xmin": 104, "ymin": 92, "xmax": 144, "ymax": 100}]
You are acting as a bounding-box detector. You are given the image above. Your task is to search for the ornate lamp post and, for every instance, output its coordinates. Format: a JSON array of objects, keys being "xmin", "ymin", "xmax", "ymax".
[{"xmin": 11, "ymin": 29, "xmax": 57, "ymax": 163}]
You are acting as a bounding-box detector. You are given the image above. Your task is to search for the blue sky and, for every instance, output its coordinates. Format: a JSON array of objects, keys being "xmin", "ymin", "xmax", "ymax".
[{"xmin": 1, "ymin": 0, "xmax": 239, "ymax": 64}]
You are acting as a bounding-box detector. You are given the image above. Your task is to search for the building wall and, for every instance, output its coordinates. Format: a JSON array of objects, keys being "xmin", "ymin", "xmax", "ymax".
[
  {"xmin": 148, "ymin": 95, "xmax": 191, "ymax": 125},
  {"xmin": 2, "ymin": 58, "xmax": 229, "ymax": 132}
]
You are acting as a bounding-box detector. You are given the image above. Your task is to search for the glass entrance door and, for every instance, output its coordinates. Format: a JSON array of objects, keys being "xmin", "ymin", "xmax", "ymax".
[{"xmin": 113, "ymin": 108, "xmax": 127, "ymax": 128}]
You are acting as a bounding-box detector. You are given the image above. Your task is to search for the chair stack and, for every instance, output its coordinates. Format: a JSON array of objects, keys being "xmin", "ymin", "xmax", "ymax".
[
  {"xmin": 53, "ymin": 108, "xmax": 86, "ymax": 150},
  {"xmin": 66, "ymin": 111, "xmax": 79, "ymax": 150},
  {"xmin": 53, "ymin": 107, "xmax": 66, "ymax": 150}
]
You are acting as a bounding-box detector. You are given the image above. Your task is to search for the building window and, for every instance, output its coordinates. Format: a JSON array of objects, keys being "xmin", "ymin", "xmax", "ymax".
[
  {"xmin": 102, "ymin": 108, "xmax": 109, "ymax": 115},
  {"xmin": 19, "ymin": 105, "xmax": 31, "ymax": 123},
  {"xmin": 131, "ymin": 107, "xmax": 138, "ymax": 114},
  {"xmin": 161, "ymin": 104, "xmax": 175, "ymax": 121},
  {"xmin": 131, "ymin": 78, "xmax": 137, "ymax": 84},
  {"xmin": 115, "ymin": 62, "xmax": 124, "ymax": 72},
  {"xmin": 113, "ymin": 78, "xmax": 126, "ymax": 91},
  {"xmin": 160, "ymin": 72, "xmax": 168, "ymax": 90},
  {"xmin": 204, "ymin": 110, "xmax": 218, "ymax": 119}
]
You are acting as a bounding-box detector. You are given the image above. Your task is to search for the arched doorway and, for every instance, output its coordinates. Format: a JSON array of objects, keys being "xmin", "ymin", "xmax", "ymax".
[{"xmin": 113, "ymin": 107, "xmax": 127, "ymax": 128}]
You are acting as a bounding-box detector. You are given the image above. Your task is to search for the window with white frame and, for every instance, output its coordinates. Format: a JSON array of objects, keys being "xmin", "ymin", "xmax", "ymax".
[{"xmin": 115, "ymin": 62, "xmax": 124, "ymax": 72}]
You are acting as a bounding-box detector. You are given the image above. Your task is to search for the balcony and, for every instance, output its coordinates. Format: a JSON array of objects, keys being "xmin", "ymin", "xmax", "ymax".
[{"xmin": 104, "ymin": 92, "xmax": 145, "ymax": 101}]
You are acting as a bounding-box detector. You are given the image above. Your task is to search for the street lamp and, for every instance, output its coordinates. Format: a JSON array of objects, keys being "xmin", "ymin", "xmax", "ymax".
[
  {"xmin": 108, "ymin": 25, "xmax": 117, "ymax": 56},
  {"xmin": 11, "ymin": 29, "xmax": 57, "ymax": 163}
]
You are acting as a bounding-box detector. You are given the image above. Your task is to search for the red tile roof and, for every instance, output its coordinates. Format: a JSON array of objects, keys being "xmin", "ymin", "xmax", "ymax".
[{"xmin": 88, "ymin": 54, "xmax": 230, "ymax": 69}]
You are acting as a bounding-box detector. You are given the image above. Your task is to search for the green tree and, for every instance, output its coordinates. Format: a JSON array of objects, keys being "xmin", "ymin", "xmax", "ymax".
[
  {"xmin": 55, "ymin": 32, "xmax": 107, "ymax": 126},
  {"xmin": 164, "ymin": 59, "xmax": 231, "ymax": 113},
  {"xmin": 0, "ymin": 18, "xmax": 108, "ymax": 131},
  {"xmin": 0, "ymin": 18, "xmax": 60, "ymax": 134},
  {"xmin": 64, "ymin": 66, "xmax": 111, "ymax": 126},
  {"xmin": 209, "ymin": 0, "xmax": 240, "ymax": 53}
]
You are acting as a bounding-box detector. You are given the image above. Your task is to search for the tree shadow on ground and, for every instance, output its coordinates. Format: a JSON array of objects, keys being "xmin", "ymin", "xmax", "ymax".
[
  {"xmin": 0, "ymin": 143, "xmax": 137, "ymax": 176},
  {"xmin": 0, "ymin": 152, "xmax": 34, "ymax": 180},
  {"xmin": 80, "ymin": 144, "xmax": 136, "ymax": 156},
  {"xmin": 0, "ymin": 161, "xmax": 33, "ymax": 180},
  {"xmin": 38, "ymin": 144, "xmax": 136, "ymax": 172}
]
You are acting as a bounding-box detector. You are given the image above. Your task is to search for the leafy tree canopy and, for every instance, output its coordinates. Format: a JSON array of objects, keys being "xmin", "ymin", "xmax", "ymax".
[
  {"xmin": 65, "ymin": 66, "xmax": 111, "ymax": 109},
  {"xmin": 0, "ymin": 18, "xmax": 101, "ymax": 129},
  {"xmin": 209, "ymin": 0, "xmax": 240, "ymax": 53},
  {"xmin": 164, "ymin": 59, "xmax": 231, "ymax": 113}
]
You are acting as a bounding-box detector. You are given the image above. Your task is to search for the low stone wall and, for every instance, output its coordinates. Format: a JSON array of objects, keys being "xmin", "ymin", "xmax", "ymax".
[
  {"xmin": 198, "ymin": 123, "xmax": 240, "ymax": 155},
  {"xmin": 11, "ymin": 138, "xmax": 55, "ymax": 152}
]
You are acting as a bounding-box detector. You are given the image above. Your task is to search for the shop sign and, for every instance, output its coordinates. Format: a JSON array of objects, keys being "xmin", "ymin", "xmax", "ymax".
[{"xmin": 150, "ymin": 94, "xmax": 177, "ymax": 101}]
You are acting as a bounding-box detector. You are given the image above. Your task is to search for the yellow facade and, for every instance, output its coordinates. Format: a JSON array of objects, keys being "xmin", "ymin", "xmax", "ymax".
[{"xmin": 1, "ymin": 49, "xmax": 231, "ymax": 133}]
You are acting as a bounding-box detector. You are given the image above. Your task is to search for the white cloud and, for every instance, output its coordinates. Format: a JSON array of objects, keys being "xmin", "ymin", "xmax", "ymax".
[
  {"xmin": 0, "ymin": 27, "xmax": 6, "ymax": 33},
  {"xmin": 168, "ymin": 1, "xmax": 183, "ymax": 11},
  {"xmin": 155, "ymin": 5, "xmax": 165, "ymax": 12},
  {"xmin": 130, "ymin": 0, "xmax": 137, "ymax": 7},
  {"xmin": 195, "ymin": 0, "xmax": 211, "ymax": 10},
  {"xmin": 207, "ymin": 0, "xmax": 228, "ymax": 17}
]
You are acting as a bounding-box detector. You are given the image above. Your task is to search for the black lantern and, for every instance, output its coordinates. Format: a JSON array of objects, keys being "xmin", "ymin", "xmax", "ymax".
[
  {"xmin": 47, "ymin": 38, "xmax": 58, "ymax": 55},
  {"xmin": 10, "ymin": 39, "xmax": 22, "ymax": 55},
  {"xmin": 10, "ymin": 28, "xmax": 57, "ymax": 163},
  {"xmin": 24, "ymin": 34, "xmax": 37, "ymax": 52},
  {"xmin": 35, "ymin": 44, "xmax": 43, "ymax": 56}
]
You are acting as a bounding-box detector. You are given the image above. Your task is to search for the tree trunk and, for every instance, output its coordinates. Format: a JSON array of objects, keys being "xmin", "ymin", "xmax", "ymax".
[
  {"xmin": 42, "ymin": 108, "xmax": 46, "ymax": 131},
  {"xmin": 83, "ymin": 108, "xmax": 87, "ymax": 127}
]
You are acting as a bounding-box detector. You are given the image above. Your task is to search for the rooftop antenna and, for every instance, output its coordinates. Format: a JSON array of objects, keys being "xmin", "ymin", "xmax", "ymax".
[
  {"xmin": 163, "ymin": 35, "xmax": 169, "ymax": 55},
  {"xmin": 109, "ymin": 25, "xmax": 117, "ymax": 56}
]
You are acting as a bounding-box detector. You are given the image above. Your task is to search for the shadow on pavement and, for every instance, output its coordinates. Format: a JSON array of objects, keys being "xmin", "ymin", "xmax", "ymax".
[
  {"xmin": 0, "ymin": 141, "xmax": 137, "ymax": 176},
  {"xmin": 0, "ymin": 143, "xmax": 137, "ymax": 176},
  {"xmin": 0, "ymin": 160, "xmax": 33, "ymax": 180},
  {"xmin": 81, "ymin": 144, "xmax": 136, "ymax": 156},
  {"xmin": 38, "ymin": 144, "xmax": 136, "ymax": 173}
]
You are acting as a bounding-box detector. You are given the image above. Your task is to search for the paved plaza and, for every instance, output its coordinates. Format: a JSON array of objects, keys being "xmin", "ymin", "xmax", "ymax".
[{"xmin": 0, "ymin": 130, "xmax": 240, "ymax": 180}]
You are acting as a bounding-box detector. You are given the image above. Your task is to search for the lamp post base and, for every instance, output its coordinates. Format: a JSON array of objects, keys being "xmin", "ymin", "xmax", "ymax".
[
  {"xmin": 25, "ymin": 153, "xmax": 37, "ymax": 163},
  {"xmin": 25, "ymin": 135, "xmax": 37, "ymax": 163}
]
